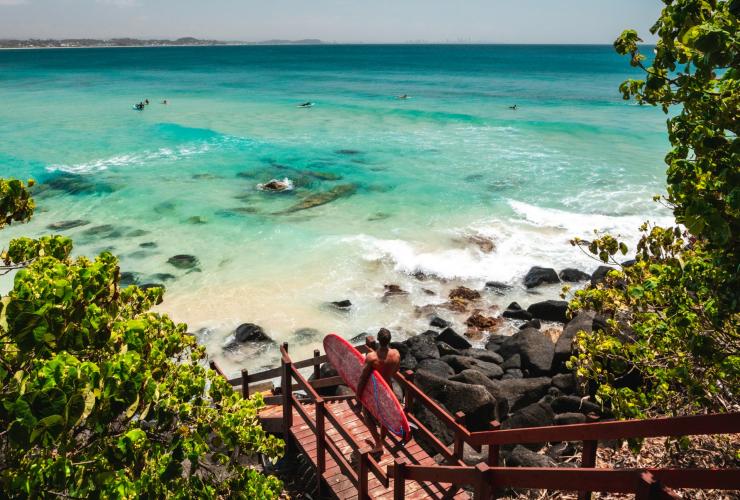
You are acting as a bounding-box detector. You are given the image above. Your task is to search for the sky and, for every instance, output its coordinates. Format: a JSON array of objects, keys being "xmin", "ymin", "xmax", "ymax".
[{"xmin": 0, "ymin": 0, "xmax": 662, "ymax": 44}]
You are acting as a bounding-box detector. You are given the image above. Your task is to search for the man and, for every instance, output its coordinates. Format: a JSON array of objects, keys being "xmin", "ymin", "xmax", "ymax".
[{"xmin": 356, "ymin": 328, "xmax": 400, "ymax": 454}]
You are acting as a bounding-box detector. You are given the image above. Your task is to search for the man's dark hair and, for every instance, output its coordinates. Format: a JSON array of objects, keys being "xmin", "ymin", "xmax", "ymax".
[{"xmin": 377, "ymin": 328, "xmax": 391, "ymax": 347}]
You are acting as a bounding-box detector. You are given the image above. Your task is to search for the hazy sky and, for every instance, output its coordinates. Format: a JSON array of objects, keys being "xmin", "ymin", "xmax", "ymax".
[{"xmin": 0, "ymin": 0, "xmax": 662, "ymax": 44}]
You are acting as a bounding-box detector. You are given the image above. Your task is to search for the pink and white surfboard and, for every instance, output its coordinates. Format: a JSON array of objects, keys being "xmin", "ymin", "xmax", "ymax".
[{"xmin": 323, "ymin": 334, "xmax": 411, "ymax": 441}]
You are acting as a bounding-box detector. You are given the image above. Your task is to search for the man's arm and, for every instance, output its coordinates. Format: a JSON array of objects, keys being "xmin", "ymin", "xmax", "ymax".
[{"xmin": 356, "ymin": 357, "xmax": 374, "ymax": 397}]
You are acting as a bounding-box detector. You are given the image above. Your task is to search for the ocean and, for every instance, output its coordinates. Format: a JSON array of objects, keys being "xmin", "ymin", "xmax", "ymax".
[{"xmin": 0, "ymin": 44, "xmax": 671, "ymax": 375}]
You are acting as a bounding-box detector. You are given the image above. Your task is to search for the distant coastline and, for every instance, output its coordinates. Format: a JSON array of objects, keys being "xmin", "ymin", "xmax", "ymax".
[{"xmin": 0, "ymin": 37, "xmax": 325, "ymax": 49}]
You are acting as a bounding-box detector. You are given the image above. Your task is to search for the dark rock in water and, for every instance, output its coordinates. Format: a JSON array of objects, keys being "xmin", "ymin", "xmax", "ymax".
[
  {"xmin": 329, "ymin": 299, "xmax": 352, "ymax": 311},
  {"xmin": 422, "ymin": 288, "xmax": 436, "ymax": 296},
  {"xmin": 550, "ymin": 395, "xmax": 601, "ymax": 415},
  {"xmin": 448, "ymin": 286, "xmax": 481, "ymax": 302},
  {"xmin": 555, "ymin": 412, "xmax": 587, "ymax": 425},
  {"xmin": 501, "ymin": 354, "xmax": 521, "ymax": 370},
  {"xmin": 506, "ymin": 445, "xmax": 557, "ymax": 467},
  {"xmin": 305, "ymin": 170, "xmax": 343, "ymax": 181},
  {"xmin": 168, "ymin": 254, "xmax": 199, "ymax": 269},
  {"xmin": 465, "ymin": 312, "xmax": 503, "ymax": 331},
  {"xmin": 81, "ymin": 224, "xmax": 122, "ymax": 238},
  {"xmin": 430, "ymin": 316, "xmax": 449, "ymax": 329},
  {"xmin": 276, "ymin": 183, "xmax": 358, "ymax": 214},
  {"xmin": 335, "ymin": 149, "xmax": 361, "ymax": 155},
  {"xmin": 383, "ymin": 284, "xmax": 408, "ymax": 297},
  {"xmin": 524, "ymin": 266, "xmax": 560, "ymax": 288},
  {"xmin": 559, "ymin": 268, "xmax": 591, "ymax": 282},
  {"xmin": 552, "ymin": 373, "xmax": 576, "ymax": 394},
  {"xmin": 259, "ymin": 179, "xmax": 292, "ymax": 192},
  {"xmin": 554, "ymin": 311, "xmax": 595, "ymax": 372},
  {"xmin": 128, "ymin": 250, "xmax": 153, "ymax": 260},
  {"xmin": 591, "ymin": 265, "xmax": 614, "ymax": 286},
  {"xmin": 186, "ymin": 215, "xmax": 208, "ymax": 224},
  {"xmin": 119, "ymin": 271, "xmax": 141, "ymax": 287},
  {"xmin": 413, "ymin": 370, "xmax": 497, "ymax": 431},
  {"xmin": 151, "ymin": 273, "xmax": 176, "ymax": 282},
  {"xmin": 44, "ymin": 173, "xmax": 116, "ymax": 196},
  {"xmin": 294, "ymin": 328, "xmax": 321, "ymax": 343},
  {"xmin": 462, "ymin": 348, "xmax": 504, "ymax": 365},
  {"xmin": 507, "ymin": 302, "xmax": 523, "ymax": 311},
  {"xmin": 485, "ymin": 281, "xmax": 512, "ymax": 295},
  {"xmin": 139, "ymin": 241, "xmax": 158, "ymax": 248},
  {"xmin": 519, "ymin": 319, "xmax": 542, "ymax": 330},
  {"xmin": 485, "ymin": 334, "xmax": 507, "ymax": 352},
  {"xmin": 235, "ymin": 323, "xmax": 270, "ymax": 343},
  {"xmin": 127, "ymin": 229, "xmax": 150, "ymax": 237},
  {"xmin": 436, "ymin": 327, "xmax": 472, "ymax": 350},
  {"xmin": 412, "ymin": 271, "xmax": 428, "ymax": 281},
  {"xmin": 502, "ymin": 308, "xmax": 533, "ymax": 321},
  {"xmin": 417, "ymin": 359, "xmax": 454, "ymax": 379},
  {"xmin": 501, "ymin": 402, "xmax": 555, "ymax": 449},
  {"xmin": 527, "ymin": 300, "xmax": 569, "ymax": 323},
  {"xmin": 406, "ymin": 330, "xmax": 440, "ymax": 361},
  {"xmin": 47, "ymin": 219, "xmax": 89, "ymax": 231},
  {"xmin": 441, "ymin": 355, "xmax": 503, "ymax": 379},
  {"xmin": 350, "ymin": 331, "xmax": 370, "ymax": 344},
  {"xmin": 502, "ymin": 369, "xmax": 524, "ymax": 379},
  {"xmin": 436, "ymin": 341, "xmax": 461, "ymax": 357},
  {"xmin": 499, "ymin": 327, "xmax": 555, "ymax": 376}
]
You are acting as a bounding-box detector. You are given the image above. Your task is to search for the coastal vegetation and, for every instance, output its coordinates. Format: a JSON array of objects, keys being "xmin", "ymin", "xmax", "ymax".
[
  {"xmin": 569, "ymin": 0, "xmax": 739, "ymax": 419},
  {"xmin": 0, "ymin": 179, "xmax": 283, "ymax": 498}
]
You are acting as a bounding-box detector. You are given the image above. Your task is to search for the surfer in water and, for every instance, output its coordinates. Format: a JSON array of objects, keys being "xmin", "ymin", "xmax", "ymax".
[{"xmin": 356, "ymin": 328, "xmax": 401, "ymax": 454}]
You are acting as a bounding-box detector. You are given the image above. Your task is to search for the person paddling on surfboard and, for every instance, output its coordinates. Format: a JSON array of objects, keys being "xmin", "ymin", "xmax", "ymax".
[{"xmin": 356, "ymin": 328, "xmax": 400, "ymax": 454}]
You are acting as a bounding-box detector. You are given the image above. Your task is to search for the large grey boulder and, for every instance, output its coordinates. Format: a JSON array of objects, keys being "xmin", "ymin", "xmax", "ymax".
[
  {"xmin": 451, "ymin": 371, "xmax": 552, "ymax": 416},
  {"xmin": 436, "ymin": 327, "xmax": 472, "ymax": 350},
  {"xmin": 234, "ymin": 323, "xmax": 270, "ymax": 342},
  {"xmin": 559, "ymin": 268, "xmax": 591, "ymax": 282},
  {"xmin": 501, "ymin": 402, "xmax": 555, "ymax": 450},
  {"xmin": 527, "ymin": 300, "xmax": 569, "ymax": 323},
  {"xmin": 461, "ymin": 348, "xmax": 504, "ymax": 364},
  {"xmin": 498, "ymin": 327, "xmax": 555, "ymax": 376},
  {"xmin": 417, "ymin": 359, "xmax": 454, "ymax": 378},
  {"xmin": 524, "ymin": 266, "xmax": 560, "ymax": 288},
  {"xmin": 505, "ymin": 445, "xmax": 558, "ymax": 467},
  {"xmin": 550, "ymin": 395, "xmax": 601, "ymax": 415},
  {"xmin": 441, "ymin": 355, "xmax": 504, "ymax": 379},
  {"xmin": 406, "ymin": 330, "xmax": 440, "ymax": 361},
  {"xmin": 448, "ymin": 370, "xmax": 509, "ymax": 421},
  {"xmin": 554, "ymin": 311, "xmax": 595, "ymax": 371},
  {"xmin": 413, "ymin": 370, "xmax": 497, "ymax": 430},
  {"xmin": 591, "ymin": 265, "xmax": 614, "ymax": 286}
]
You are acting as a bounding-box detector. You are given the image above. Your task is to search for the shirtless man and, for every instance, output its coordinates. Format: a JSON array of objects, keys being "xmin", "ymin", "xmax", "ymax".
[{"xmin": 356, "ymin": 328, "xmax": 401, "ymax": 454}]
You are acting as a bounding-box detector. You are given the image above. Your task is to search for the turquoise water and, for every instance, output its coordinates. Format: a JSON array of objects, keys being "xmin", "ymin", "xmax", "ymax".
[{"xmin": 0, "ymin": 45, "xmax": 671, "ymax": 373}]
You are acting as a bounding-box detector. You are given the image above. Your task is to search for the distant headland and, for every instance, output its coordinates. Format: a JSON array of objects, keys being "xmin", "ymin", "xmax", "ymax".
[{"xmin": 0, "ymin": 37, "xmax": 325, "ymax": 49}]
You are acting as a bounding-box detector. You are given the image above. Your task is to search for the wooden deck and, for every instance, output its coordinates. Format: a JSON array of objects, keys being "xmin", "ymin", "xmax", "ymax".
[{"xmin": 260, "ymin": 399, "xmax": 470, "ymax": 499}]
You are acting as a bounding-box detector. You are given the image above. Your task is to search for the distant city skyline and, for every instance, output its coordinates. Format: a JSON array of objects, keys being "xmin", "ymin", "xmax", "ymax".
[{"xmin": 0, "ymin": 0, "xmax": 662, "ymax": 44}]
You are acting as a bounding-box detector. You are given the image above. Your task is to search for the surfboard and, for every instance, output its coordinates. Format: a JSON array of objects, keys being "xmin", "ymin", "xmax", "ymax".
[{"xmin": 323, "ymin": 334, "xmax": 411, "ymax": 441}]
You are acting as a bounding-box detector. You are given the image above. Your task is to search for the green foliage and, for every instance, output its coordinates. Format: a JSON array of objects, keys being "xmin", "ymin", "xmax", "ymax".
[
  {"xmin": 0, "ymin": 181, "xmax": 283, "ymax": 498},
  {"xmin": 570, "ymin": 0, "xmax": 739, "ymax": 419},
  {"xmin": 0, "ymin": 179, "xmax": 34, "ymax": 229}
]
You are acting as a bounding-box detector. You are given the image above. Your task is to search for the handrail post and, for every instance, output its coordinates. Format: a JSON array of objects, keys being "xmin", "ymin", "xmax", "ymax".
[
  {"xmin": 241, "ymin": 368, "xmax": 249, "ymax": 398},
  {"xmin": 313, "ymin": 349, "xmax": 321, "ymax": 380},
  {"xmin": 358, "ymin": 447, "xmax": 371, "ymax": 500},
  {"xmin": 393, "ymin": 458, "xmax": 407, "ymax": 500},
  {"xmin": 486, "ymin": 420, "xmax": 501, "ymax": 466},
  {"xmin": 475, "ymin": 462, "xmax": 492, "ymax": 500},
  {"xmin": 578, "ymin": 439, "xmax": 598, "ymax": 500},
  {"xmin": 316, "ymin": 399, "xmax": 326, "ymax": 497},
  {"xmin": 281, "ymin": 343, "xmax": 293, "ymax": 452},
  {"xmin": 402, "ymin": 370, "xmax": 415, "ymax": 412},
  {"xmin": 454, "ymin": 411, "xmax": 466, "ymax": 462}
]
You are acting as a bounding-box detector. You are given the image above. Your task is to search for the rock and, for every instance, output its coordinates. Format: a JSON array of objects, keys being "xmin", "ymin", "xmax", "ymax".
[
  {"xmin": 436, "ymin": 327, "xmax": 472, "ymax": 350},
  {"xmin": 441, "ymin": 355, "xmax": 504, "ymax": 379},
  {"xmin": 485, "ymin": 281, "xmax": 512, "ymax": 295},
  {"xmin": 293, "ymin": 328, "xmax": 321, "ymax": 343},
  {"xmin": 552, "ymin": 373, "xmax": 576, "ymax": 394},
  {"xmin": 235, "ymin": 323, "xmax": 270, "ymax": 343},
  {"xmin": 622, "ymin": 259, "xmax": 637, "ymax": 267},
  {"xmin": 485, "ymin": 335, "xmax": 507, "ymax": 352},
  {"xmin": 436, "ymin": 341, "xmax": 461, "ymax": 357},
  {"xmin": 139, "ymin": 241, "xmax": 157, "ymax": 248},
  {"xmin": 502, "ymin": 369, "xmax": 524, "ymax": 379},
  {"xmin": 430, "ymin": 316, "xmax": 449, "ymax": 329},
  {"xmin": 502, "ymin": 308, "xmax": 533, "ymax": 321},
  {"xmin": 413, "ymin": 370, "xmax": 497, "ymax": 431},
  {"xmin": 524, "ymin": 266, "xmax": 560, "ymax": 288},
  {"xmin": 498, "ymin": 327, "xmax": 555, "ymax": 376},
  {"xmin": 417, "ymin": 359, "xmax": 454, "ymax": 378},
  {"xmin": 507, "ymin": 302, "xmax": 523, "ymax": 310},
  {"xmin": 258, "ymin": 179, "xmax": 292, "ymax": 192},
  {"xmin": 383, "ymin": 284, "xmax": 408, "ymax": 297},
  {"xmin": 519, "ymin": 319, "xmax": 541, "ymax": 330},
  {"xmin": 413, "ymin": 403, "xmax": 454, "ymax": 451},
  {"xmin": 275, "ymin": 183, "xmax": 357, "ymax": 214},
  {"xmin": 127, "ymin": 229, "xmax": 149, "ymax": 237},
  {"xmin": 550, "ymin": 395, "xmax": 601, "ymax": 415},
  {"xmin": 548, "ymin": 442, "xmax": 578, "ymax": 461},
  {"xmin": 405, "ymin": 331, "xmax": 440, "ymax": 361},
  {"xmin": 484, "ymin": 377, "xmax": 552, "ymax": 413},
  {"xmin": 467, "ymin": 235, "xmax": 495, "ymax": 253},
  {"xmin": 305, "ymin": 170, "xmax": 343, "ymax": 181},
  {"xmin": 506, "ymin": 445, "xmax": 557, "ymax": 467},
  {"xmin": 441, "ymin": 299, "xmax": 470, "ymax": 313},
  {"xmin": 422, "ymin": 288, "xmax": 436, "ymax": 296},
  {"xmin": 462, "ymin": 348, "xmax": 504, "ymax": 365},
  {"xmin": 448, "ymin": 286, "xmax": 481, "ymax": 302},
  {"xmin": 390, "ymin": 341, "xmax": 409, "ymax": 358},
  {"xmin": 559, "ymin": 268, "xmax": 591, "ymax": 282},
  {"xmin": 554, "ymin": 311, "xmax": 595, "ymax": 371},
  {"xmin": 336, "ymin": 149, "xmax": 361, "ymax": 155},
  {"xmin": 449, "ymin": 370, "xmax": 509, "ymax": 421},
  {"xmin": 335, "ymin": 385, "xmax": 355, "ymax": 397},
  {"xmin": 319, "ymin": 362, "xmax": 338, "ymax": 379},
  {"xmin": 501, "ymin": 402, "xmax": 555, "ymax": 450},
  {"xmin": 151, "ymin": 273, "xmax": 176, "ymax": 282},
  {"xmin": 119, "ymin": 271, "xmax": 141, "ymax": 287},
  {"xmin": 47, "ymin": 219, "xmax": 89, "ymax": 231},
  {"xmin": 167, "ymin": 254, "xmax": 199, "ymax": 269},
  {"xmin": 527, "ymin": 300, "xmax": 569, "ymax": 323},
  {"xmin": 186, "ymin": 215, "xmax": 208, "ymax": 224},
  {"xmin": 555, "ymin": 413, "xmax": 587, "ymax": 425},
  {"xmin": 329, "ymin": 299, "xmax": 352, "ymax": 311},
  {"xmin": 462, "ymin": 443, "xmax": 489, "ymax": 466},
  {"xmin": 465, "ymin": 312, "xmax": 503, "ymax": 331},
  {"xmin": 501, "ymin": 354, "xmax": 521, "ymax": 370},
  {"xmin": 591, "ymin": 265, "xmax": 614, "ymax": 286},
  {"xmin": 400, "ymin": 355, "xmax": 418, "ymax": 371}
]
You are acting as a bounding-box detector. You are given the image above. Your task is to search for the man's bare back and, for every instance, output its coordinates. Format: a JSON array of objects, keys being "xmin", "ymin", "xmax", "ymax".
[{"xmin": 364, "ymin": 348, "xmax": 401, "ymax": 384}]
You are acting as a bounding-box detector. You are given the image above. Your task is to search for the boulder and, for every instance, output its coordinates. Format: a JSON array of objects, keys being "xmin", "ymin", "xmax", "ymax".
[
  {"xmin": 448, "ymin": 370, "xmax": 510, "ymax": 420},
  {"xmin": 441, "ymin": 355, "xmax": 503, "ymax": 379},
  {"xmin": 502, "ymin": 308, "xmax": 533, "ymax": 321},
  {"xmin": 293, "ymin": 327, "xmax": 320, "ymax": 343},
  {"xmin": 465, "ymin": 312, "xmax": 503, "ymax": 331},
  {"xmin": 413, "ymin": 370, "xmax": 497, "ymax": 430},
  {"xmin": 524, "ymin": 267, "xmax": 560, "ymax": 288},
  {"xmin": 335, "ymin": 385, "xmax": 355, "ymax": 397},
  {"xmin": 383, "ymin": 284, "xmax": 408, "ymax": 297},
  {"xmin": 47, "ymin": 219, "xmax": 89, "ymax": 231},
  {"xmin": 555, "ymin": 413, "xmax": 587, "ymax": 425},
  {"xmin": 319, "ymin": 362, "xmax": 338, "ymax": 379},
  {"xmin": 501, "ymin": 354, "xmax": 521, "ymax": 370},
  {"xmin": 462, "ymin": 348, "xmax": 504, "ymax": 365},
  {"xmin": 559, "ymin": 268, "xmax": 591, "ymax": 282},
  {"xmin": 329, "ymin": 299, "xmax": 352, "ymax": 310},
  {"xmin": 591, "ymin": 265, "xmax": 614, "ymax": 286},
  {"xmin": 498, "ymin": 327, "xmax": 555, "ymax": 376},
  {"xmin": 430, "ymin": 316, "xmax": 449, "ymax": 329},
  {"xmin": 436, "ymin": 342, "xmax": 461, "ymax": 357},
  {"xmin": 483, "ymin": 377, "xmax": 552, "ymax": 413},
  {"xmin": 552, "ymin": 373, "xmax": 576, "ymax": 394},
  {"xmin": 417, "ymin": 359, "xmax": 454, "ymax": 379},
  {"xmin": 507, "ymin": 301, "xmax": 523, "ymax": 310},
  {"xmin": 550, "ymin": 395, "xmax": 601, "ymax": 415},
  {"xmin": 390, "ymin": 341, "xmax": 409, "ymax": 358},
  {"xmin": 502, "ymin": 369, "xmax": 524, "ymax": 379},
  {"xmin": 554, "ymin": 311, "xmax": 595, "ymax": 371},
  {"xmin": 622, "ymin": 259, "xmax": 637, "ymax": 267},
  {"xmin": 167, "ymin": 254, "xmax": 199, "ymax": 269},
  {"xmin": 506, "ymin": 445, "xmax": 557, "ymax": 467},
  {"xmin": 527, "ymin": 300, "xmax": 569, "ymax": 323},
  {"xmin": 485, "ymin": 281, "xmax": 512, "ymax": 295},
  {"xmin": 400, "ymin": 355, "xmax": 418, "ymax": 371},
  {"xmin": 405, "ymin": 330, "xmax": 440, "ymax": 360},
  {"xmin": 235, "ymin": 323, "xmax": 270, "ymax": 343},
  {"xmin": 448, "ymin": 286, "xmax": 481, "ymax": 302},
  {"xmin": 436, "ymin": 327, "xmax": 472, "ymax": 350},
  {"xmin": 413, "ymin": 403, "xmax": 454, "ymax": 452},
  {"xmin": 485, "ymin": 335, "xmax": 507, "ymax": 352},
  {"xmin": 519, "ymin": 319, "xmax": 541, "ymax": 330},
  {"xmin": 501, "ymin": 402, "xmax": 555, "ymax": 450}
]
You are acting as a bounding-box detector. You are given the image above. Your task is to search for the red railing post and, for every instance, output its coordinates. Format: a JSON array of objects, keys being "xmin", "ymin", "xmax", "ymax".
[
  {"xmin": 475, "ymin": 462, "xmax": 492, "ymax": 500},
  {"xmin": 402, "ymin": 370, "xmax": 415, "ymax": 412},
  {"xmin": 281, "ymin": 343, "xmax": 293, "ymax": 451},
  {"xmin": 487, "ymin": 420, "xmax": 501, "ymax": 466},
  {"xmin": 578, "ymin": 439, "xmax": 598, "ymax": 500},
  {"xmin": 313, "ymin": 349, "xmax": 321, "ymax": 380},
  {"xmin": 454, "ymin": 411, "xmax": 466, "ymax": 461},
  {"xmin": 358, "ymin": 447, "xmax": 371, "ymax": 500},
  {"xmin": 316, "ymin": 399, "xmax": 326, "ymax": 497},
  {"xmin": 241, "ymin": 368, "xmax": 249, "ymax": 398},
  {"xmin": 393, "ymin": 458, "xmax": 407, "ymax": 500}
]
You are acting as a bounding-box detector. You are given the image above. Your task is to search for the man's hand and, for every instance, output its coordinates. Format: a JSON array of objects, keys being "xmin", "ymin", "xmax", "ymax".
[{"xmin": 356, "ymin": 354, "xmax": 375, "ymax": 398}]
